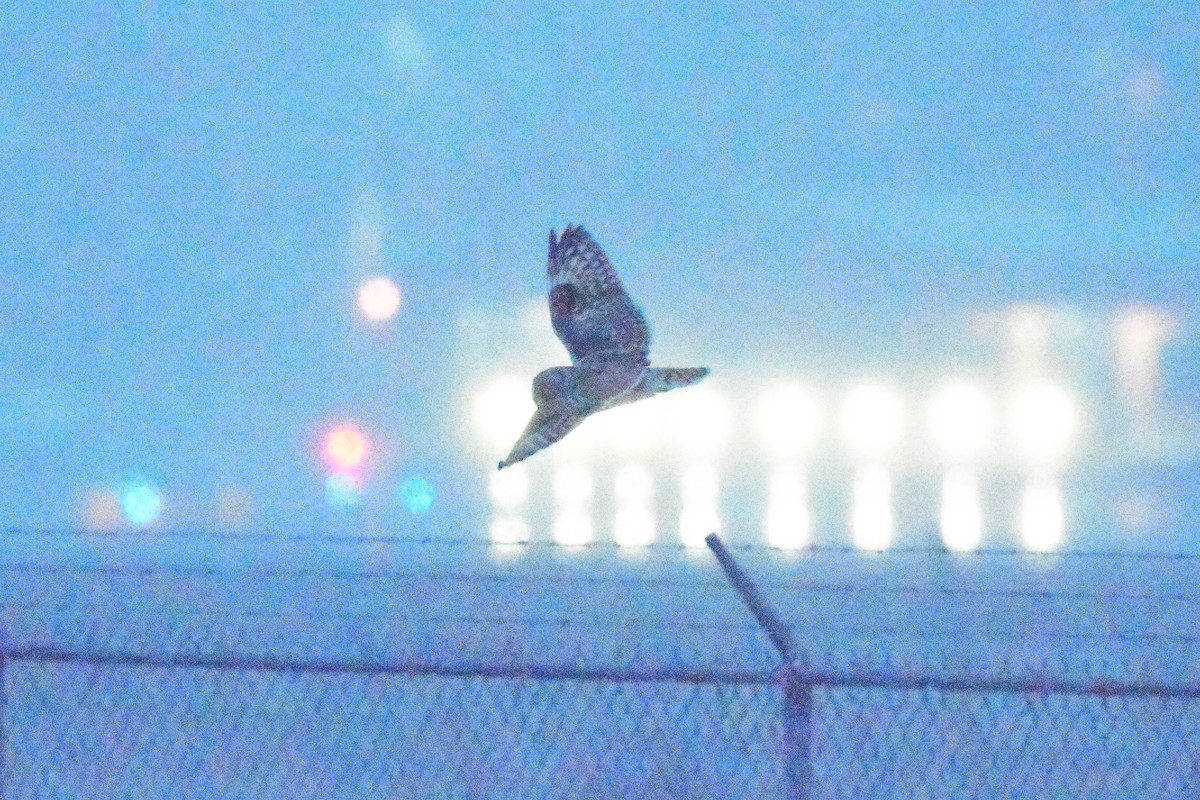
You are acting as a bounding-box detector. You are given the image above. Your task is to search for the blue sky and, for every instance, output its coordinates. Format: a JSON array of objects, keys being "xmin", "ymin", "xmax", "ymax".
[{"xmin": 1, "ymin": 2, "xmax": 1196, "ymax": 531}]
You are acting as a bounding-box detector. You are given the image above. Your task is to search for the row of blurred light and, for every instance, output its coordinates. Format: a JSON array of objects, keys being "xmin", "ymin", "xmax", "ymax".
[
  {"xmin": 81, "ymin": 473, "xmax": 436, "ymax": 531},
  {"xmin": 480, "ymin": 376, "xmax": 1077, "ymax": 552},
  {"xmin": 489, "ymin": 463, "xmax": 1066, "ymax": 553},
  {"xmin": 80, "ymin": 422, "xmax": 433, "ymax": 530},
  {"xmin": 78, "ymin": 269, "xmax": 411, "ymax": 531},
  {"xmin": 475, "ymin": 378, "xmax": 1078, "ymax": 463}
]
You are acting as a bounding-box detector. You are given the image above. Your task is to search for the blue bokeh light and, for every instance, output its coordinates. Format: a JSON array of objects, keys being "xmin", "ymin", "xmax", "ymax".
[
  {"xmin": 400, "ymin": 476, "xmax": 435, "ymax": 515},
  {"xmin": 325, "ymin": 472, "xmax": 362, "ymax": 509},
  {"xmin": 121, "ymin": 480, "xmax": 163, "ymax": 527}
]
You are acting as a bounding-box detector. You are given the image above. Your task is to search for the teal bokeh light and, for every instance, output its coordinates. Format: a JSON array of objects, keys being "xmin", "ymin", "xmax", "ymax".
[
  {"xmin": 121, "ymin": 480, "xmax": 163, "ymax": 527},
  {"xmin": 400, "ymin": 476, "xmax": 434, "ymax": 514}
]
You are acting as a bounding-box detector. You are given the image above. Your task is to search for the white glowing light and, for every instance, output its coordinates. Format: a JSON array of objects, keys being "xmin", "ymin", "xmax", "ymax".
[
  {"xmin": 1010, "ymin": 383, "xmax": 1077, "ymax": 462},
  {"xmin": 756, "ymin": 384, "xmax": 821, "ymax": 457},
  {"xmin": 680, "ymin": 506, "xmax": 721, "ymax": 547},
  {"xmin": 1020, "ymin": 478, "xmax": 1064, "ymax": 552},
  {"xmin": 554, "ymin": 510, "xmax": 593, "ymax": 546},
  {"xmin": 474, "ymin": 377, "xmax": 535, "ymax": 448},
  {"xmin": 765, "ymin": 466, "xmax": 810, "ymax": 549},
  {"xmin": 927, "ymin": 381, "xmax": 994, "ymax": 458},
  {"xmin": 489, "ymin": 466, "xmax": 529, "ymax": 510},
  {"xmin": 939, "ymin": 468, "xmax": 983, "ymax": 552},
  {"xmin": 614, "ymin": 507, "xmax": 656, "ymax": 548},
  {"xmin": 554, "ymin": 463, "xmax": 592, "ymax": 507},
  {"xmin": 851, "ymin": 466, "xmax": 893, "ymax": 551},
  {"xmin": 841, "ymin": 383, "xmax": 905, "ymax": 456},
  {"xmin": 669, "ymin": 388, "xmax": 732, "ymax": 455},
  {"xmin": 679, "ymin": 464, "xmax": 720, "ymax": 546},
  {"xmin": 356, "ymin": 276, "xmax": 402, "ymax": 322},
  {"xmin": 598, "ymin": 401, "xmax": 663, "ymax": 453},
  {"xmin": 680, "ymin": 465, "xmax": 719, "ymax": 507},
  {"xmin": 1114, "ymin": 306, "xmax": 1176, "ymax": 413},
  {"xmin": 614, "ymin": 464, "xmax": 654, "ymax": 504},
  {"xmin": 765, "ymin": 505, "xmax": 810, "ymax": 550},
  {"xmin": 489, "ymin": 515, "xmax": 530, "ymax": 545}
]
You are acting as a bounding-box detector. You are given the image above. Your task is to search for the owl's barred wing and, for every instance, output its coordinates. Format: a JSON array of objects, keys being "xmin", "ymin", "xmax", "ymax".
[
  {"xmin": 547, "ymin": 226, "xmax": 650, "ymax": 365},
  {"xmin": 548, "ymin": 225, "xmax": 624, "ymax": 294},
  {"xmin": 498, "ymin": 406, "xmax": 584, "ymax": 469}
]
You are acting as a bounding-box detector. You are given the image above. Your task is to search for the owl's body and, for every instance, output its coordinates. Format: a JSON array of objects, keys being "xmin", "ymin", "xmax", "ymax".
[{"xmin": 498, "ymin": 226, "xmax": 709, "ymax": 469}]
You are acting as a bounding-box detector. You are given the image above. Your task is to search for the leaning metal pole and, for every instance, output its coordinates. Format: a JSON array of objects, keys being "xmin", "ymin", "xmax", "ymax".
[
  {"xmin": 1, "ymin": 651, "xmax": 6, "ymax": 800},
  {"xmin": 705, "ymin": 533, "xmax": 811, "ymax": 800}
]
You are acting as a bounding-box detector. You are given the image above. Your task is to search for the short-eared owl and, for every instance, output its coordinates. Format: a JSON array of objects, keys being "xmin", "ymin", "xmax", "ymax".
[{"xmin": 498, "ymin": 225, "xmax": 709, "ymax": 469}]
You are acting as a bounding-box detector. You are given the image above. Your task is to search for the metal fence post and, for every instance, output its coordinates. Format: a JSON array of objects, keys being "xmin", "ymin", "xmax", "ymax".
[
  {"xmin": 1, "ymin": 651, "xmax": 6, "ymax": 800},
  {"xmin": 782, "ymin": 667, "xmax": 813, "ymax": 799},
  {"xmin": 704, "ymin": 534, "xmax": 812, "ymax": 798}
]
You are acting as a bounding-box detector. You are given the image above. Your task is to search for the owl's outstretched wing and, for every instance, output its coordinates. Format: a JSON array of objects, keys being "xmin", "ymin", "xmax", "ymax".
[
  {"xmin": 498, "ymin": 406, "xmax": 584, "ymax": 469},
  {"xmin": 546, "ymin": 226, "xmax": 650, "ymax": 365}
]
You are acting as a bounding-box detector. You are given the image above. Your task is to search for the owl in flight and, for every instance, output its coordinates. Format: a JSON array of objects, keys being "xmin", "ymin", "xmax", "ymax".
[{"xmin": 498, "ymin": 225, "xmax": 709, "ymax": 469}]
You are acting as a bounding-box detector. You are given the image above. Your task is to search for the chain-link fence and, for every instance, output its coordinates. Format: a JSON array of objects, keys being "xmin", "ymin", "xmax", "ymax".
[
  {"xmin": 4, "ymin": 525, "xmax": 1200, "ymax": 798},
  {"xmin": 2, "ymin": 648, "xmax": 1199, "ymax": 799}
]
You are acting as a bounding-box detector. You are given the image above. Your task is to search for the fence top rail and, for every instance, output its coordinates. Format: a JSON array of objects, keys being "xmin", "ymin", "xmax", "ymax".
[
  {"xmin": 5, "ymin": 646, "xmax": 1200, "ymax": 699},
  {"xmin": 0, "ymin": 646, "xmax": 773, "ymax": 686},
  {"xmin": 784, "ymin": 665, "xmax": 1200, "ymax": 699}
]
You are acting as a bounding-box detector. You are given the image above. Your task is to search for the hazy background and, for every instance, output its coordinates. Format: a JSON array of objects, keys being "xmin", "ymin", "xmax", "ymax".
[{"xmin": 1, "ymin": 2, "xmax": 1196, "ymax": 535}]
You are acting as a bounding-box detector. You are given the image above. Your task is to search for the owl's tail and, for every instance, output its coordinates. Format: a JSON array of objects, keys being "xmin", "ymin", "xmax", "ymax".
[
  {"xmin": 610, "ymin": 367, "xmax": 710, "ymax": 408},
  {"xmin": 644, "ymin": 367, "xmax": 710, "ymax": 393}
]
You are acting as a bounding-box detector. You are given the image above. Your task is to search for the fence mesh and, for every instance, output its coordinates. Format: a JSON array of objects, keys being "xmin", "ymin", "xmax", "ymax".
[
  {"xmin": 3, "ymin": 528, "xmax": 1200, "ymax": 798},
  {"xmin": 3, "ymin": 658, "xmax": 783, "ymax": 800},
  {"xmin": 813, "ymin": 686, "xmax": 1200, "ymax": 798},
  {"xmin": 4, "ymin": 655, "xmax": 1200, "ymax": 798}
]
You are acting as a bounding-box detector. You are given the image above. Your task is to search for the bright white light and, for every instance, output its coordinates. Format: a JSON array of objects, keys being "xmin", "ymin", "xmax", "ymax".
[
  {"xmin": 474, "ymin": 377, "xmax": 535, "ymax": 448},
  {"xmin": 614, "ymin": 464, "xmax": 655, "ymax": 548},
  {"xmin": 554, "ymin": 463, "xmax": 592, "ymax": 507},
  {"xmin": 680, "ymin": 506, "xmax": 721, "ymax": 547},
  {"xmin": 489, "ymin": 466, "xmax": 529, "ymax": 510},
  {"xmin": 356, "ymin": 276, "xmax": 402, "ymax": 322},
  {"xmin": 1114, "ymin": 306, "xmax": 1176, "ymax": 414},
  {"xmin": 554, "ymin": 510, "xmax": 593, "ymax": 546},
  {"xmin": 851, "ymin": 466, "xmax": 892, "ymax": 551},
  {"xmin": 679, "ymin": 464, "xmax": 720, "ymax": 546},
  {"xmin": 614, "ymin": 507, "xmax": 656, "ymax": 548},
  {"xmin": 1001, "ymin": 303, "xmax": 1052, "ymax": 375},
  {"xmin": 669, "ymin": 388, "xmax": 732, "ymax": 455},
  {"xmin": 756, "ymin": 385, "xmax": 821, "ymax": 457},
  {"xmin": 1010, "ymin": 383, "xmax": 1077, "ymax": 462},
  {"xmin": 939, "ymin": 468, "xmax": 983, "ymax": 552},
  {"xmin": 680, "ymin": 465, "xmax": 719, "ymax": 507},
  {"xmin": 489, "ymin": 515, "xmax": 530, "ymax": 545},
  {"xmin": 766, "ymin": 505, "xmax": 811, "ymax": 550},
  {"xmin": 1020, "ymin": 478, "xmax": 1064, "ymax": 552},
  {"xmin": 841, "ymin": 383, "xmax": 905, "ymax": 456},
  {"xmin": 597, "ymin": 401, "xmax": 662, "ymax": 453},
  {"xmin": 927, "ymin": 381, "xmax": 994, "ymax": 458},
  {"xmin": 765, "ymin": 466, "xmax": 811, "ymax": 549},
  {"xmin": 614, "ymin": 464, "xmax": 654, "ymax": 504}
]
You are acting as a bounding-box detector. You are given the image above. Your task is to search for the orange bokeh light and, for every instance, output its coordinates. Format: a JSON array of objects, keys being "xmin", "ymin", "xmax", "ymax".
[{"xmin": 324, "ymin": 424, "xmax": 369, "ymax": 470}]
